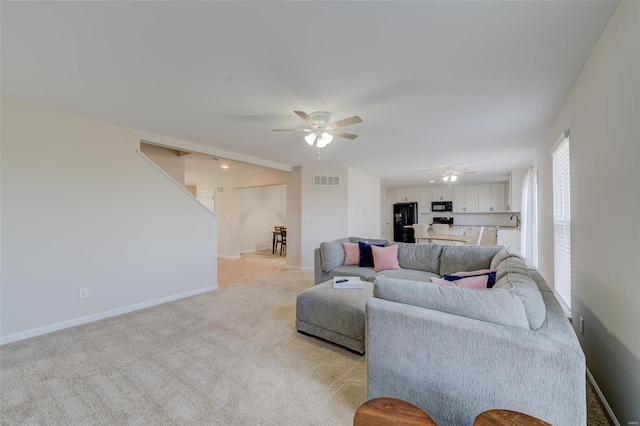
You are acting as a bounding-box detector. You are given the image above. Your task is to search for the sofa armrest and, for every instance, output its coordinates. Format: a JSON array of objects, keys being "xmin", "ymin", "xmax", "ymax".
[
  {"xmin": 366, "ymin": 297, "xmax": 586, "ymax": 426},
  {"xmin": 314, "ymin": 248, "xmax": 331, "ymax": 284}
]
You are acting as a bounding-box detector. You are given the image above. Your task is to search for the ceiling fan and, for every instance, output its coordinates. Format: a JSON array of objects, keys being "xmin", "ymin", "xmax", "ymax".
[
  {"xmin": 417, "ymin": 166, "xmax": 476, "ymax": 183},
  {"xmin": 273, "ymin": 111, "xmax": 362, "ymax": 148}
]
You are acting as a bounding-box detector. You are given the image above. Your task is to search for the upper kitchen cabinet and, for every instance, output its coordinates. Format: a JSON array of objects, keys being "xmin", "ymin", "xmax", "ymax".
[
  {"xmin": 419, "ymin": 187, "xmax": 433, "ymax": 213},
  {"xmin": 478, "ymin": 183, "xmax": 507, "ymax": 212},
  {"xmin": 453, "ymin": 185, "xmax": 479, "ymax": 213},
  {"xmin": 432, "ymin": 186, "xmax": 452, "ymax": 202},
  {"xmin": 396, "ymin": 187, "xmax": 418, "ymax": 203},
  {"xmin": 453, "ymin": 186, "xmax": 465, "ymax": 212},
  {"xmin": 508, "ymin": 168, "xmax": 527, "ymax": 212}
]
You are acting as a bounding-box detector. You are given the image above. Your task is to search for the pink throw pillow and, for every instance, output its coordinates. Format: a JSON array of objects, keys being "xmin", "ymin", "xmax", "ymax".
[
  {"xmin": 431, "ymin": 275, "xmax": 489, "ymax": 289},
  {"xmin": 371, "ymin": 244, "xmax": 401, "ymax": 272},
  {"xmin": 342, "ymin": 242, "xmax": 360, "ymax": 265},
  {"xmin": 430, "ymin": 277, "xmax": 456, "ymax": 286},
  {"xmin": 451, "ymin": 269, "xmax": 497, "ymax": 276}
]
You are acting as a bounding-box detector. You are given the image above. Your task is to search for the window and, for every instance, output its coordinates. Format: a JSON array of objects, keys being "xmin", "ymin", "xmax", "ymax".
[{"xmin": 550, "ymin": 130, "xmax": 571, "ymax": 315}]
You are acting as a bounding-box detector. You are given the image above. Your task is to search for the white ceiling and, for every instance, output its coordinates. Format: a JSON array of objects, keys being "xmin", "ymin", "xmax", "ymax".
[{"xmin": 1, "ymin": 1, "xmax": 618, "ymax": 187}]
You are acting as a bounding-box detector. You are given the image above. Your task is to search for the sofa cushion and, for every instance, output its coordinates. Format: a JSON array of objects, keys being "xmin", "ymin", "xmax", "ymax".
[
  {"xmin": 372, "ymin": 244, "xmax": 401, "ymax": 272},
  {"xmin": 444, "ymin": 271, "xmax": 497, "ymax": 287},
  {"xmin": 373, "ymin": 275, "xmax": 530, "ymax": 329},
  {"xmin": 342, "ymin": 242, "xmax": 360, "ymax": 265},
  {"xmin": 359, "ymin": 242, "xmax": 385, "ymax": 267},
  {"xmin": 439, "ymin": 245, "xmax": 503, "ymax": 276},
  {"xmin": 372, "ymin": 268, "xmax": 439, "ymax": 282},
  {"xmin": 397, "ymin": 243, "xmax": 442, "ymax": 274},
  {"xmin": 320, "ymin": 239, "xmax": 349, "ymax": 272},
  {"xmin": 431, "ymin": 275, "xmax": 489, "ymax": 289}
]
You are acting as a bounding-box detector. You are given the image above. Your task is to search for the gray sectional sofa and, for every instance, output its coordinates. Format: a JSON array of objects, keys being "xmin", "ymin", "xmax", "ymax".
[{"xmin": 308, "ymin": 237, "xmax": 586, "ymax": 426}]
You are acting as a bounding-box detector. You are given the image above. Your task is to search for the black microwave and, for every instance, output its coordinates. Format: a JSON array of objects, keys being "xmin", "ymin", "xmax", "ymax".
[{"xmin": 432, "ymin": 201, "xmax": 452, "ymax": 212}]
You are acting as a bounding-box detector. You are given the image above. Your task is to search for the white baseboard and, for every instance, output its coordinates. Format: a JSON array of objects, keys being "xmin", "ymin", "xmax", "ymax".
[
  {"xmin": 587, "ymin": 368, "xmax": 620, "ymax": 426},
  {"xmin": 0, "ymin": 286, "xmax": 217, "ymax": 346},
  {"xmin": 284, "ymin": 265, "xmax": 301, "ymax": 270},
  {"xmin": 218, "ymin": 254, "xmax": 241, "ymax": 260},
  {"xmin": 239, "ymin": 247, "xmax": 271, "ymax": 254},
  {"xmin": 300, "ymin": 266, "xmax": 314, "ymax": 271}
]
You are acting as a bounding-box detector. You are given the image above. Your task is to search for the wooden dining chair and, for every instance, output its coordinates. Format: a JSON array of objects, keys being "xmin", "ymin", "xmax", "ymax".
[
  {"xmin": 274, "ymin": 226, "xmax": 284, "ymax": 253},
  {"xmin": 279, "ymin": 228, "xmax": 287, "ymax": 256}
]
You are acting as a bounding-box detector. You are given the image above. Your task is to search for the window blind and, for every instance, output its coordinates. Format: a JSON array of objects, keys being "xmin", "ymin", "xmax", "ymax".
[{"xmin": 551, "ymin": 133, "xmax": 571, "ymax": 314}]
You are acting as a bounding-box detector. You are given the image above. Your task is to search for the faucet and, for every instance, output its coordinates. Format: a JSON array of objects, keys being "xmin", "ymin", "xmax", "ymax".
[{"xmin": 510, "ymin": 214, "xmax": 521, "ymax": 229}]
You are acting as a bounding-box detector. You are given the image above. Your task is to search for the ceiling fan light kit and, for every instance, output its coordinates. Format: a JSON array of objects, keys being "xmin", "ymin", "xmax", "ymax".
[
  {"xmin": 305, "ymin": 130, "xmax": 334, "ymax": 148},
  {"xmin": 273, "ymin": 110, "xmax": 362, "ymax": 150}
]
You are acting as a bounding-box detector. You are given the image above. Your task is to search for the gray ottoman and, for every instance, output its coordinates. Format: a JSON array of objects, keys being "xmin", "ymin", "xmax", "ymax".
[{"xmin": 296, "ymin": 280, "xmax": 373, "ymax": 355}]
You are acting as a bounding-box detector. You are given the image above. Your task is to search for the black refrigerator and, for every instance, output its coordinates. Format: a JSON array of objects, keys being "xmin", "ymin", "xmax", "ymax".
[{"xmin": 393, "ymin": 202, "xmax": 418, "ymax": 243}]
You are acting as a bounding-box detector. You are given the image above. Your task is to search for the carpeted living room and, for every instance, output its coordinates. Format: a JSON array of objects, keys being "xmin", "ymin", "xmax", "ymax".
[
  {"xmin": 2, "ymin": 1, "xmax": 638, "ymax": 425},
  {"xmin": 0, "ymin": 262, "xmax": 611, "ymax": 424}
]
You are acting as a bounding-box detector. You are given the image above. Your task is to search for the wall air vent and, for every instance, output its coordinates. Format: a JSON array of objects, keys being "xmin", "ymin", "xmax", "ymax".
[
  {"xmin": 216, "ymin": 187, "xmax": 224, "ymax": 192},
  {"xmin": 313, "ymin": 175, "xmax": 341, "ymax": 186}
]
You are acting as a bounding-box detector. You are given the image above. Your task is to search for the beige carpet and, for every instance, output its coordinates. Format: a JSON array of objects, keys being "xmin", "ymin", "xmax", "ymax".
[
  {"xmin": 241, "ymin": 250, "xmax": 287, "ymax": 265},
  {"xmin": 1, "ymin": 269, "xmax": 613, "ymax": 425},
  {"xmin": 0, "ymin": 271, "xmax": 366, "ymax": 425}
]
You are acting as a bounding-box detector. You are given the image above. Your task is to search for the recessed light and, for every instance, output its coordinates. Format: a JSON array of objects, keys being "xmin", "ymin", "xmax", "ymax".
[
  {"xmin": 221, "ymin": 165, "xmax": 229, "ymax": 169},
  {"xmin": 429, "ymin": 180, "xmax": 435, "ymax": 183}
]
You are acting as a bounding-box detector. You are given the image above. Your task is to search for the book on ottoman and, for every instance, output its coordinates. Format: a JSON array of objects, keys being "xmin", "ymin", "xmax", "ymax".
[{"xmin": 333, "ymin": 276, "xmax": 363, "ymax": 289}]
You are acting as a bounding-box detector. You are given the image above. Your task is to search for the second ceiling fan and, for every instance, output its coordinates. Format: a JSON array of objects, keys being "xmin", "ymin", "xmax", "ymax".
[{"xmin": 273, "ymin": 111, "xmax": 363, "ymax": 148}]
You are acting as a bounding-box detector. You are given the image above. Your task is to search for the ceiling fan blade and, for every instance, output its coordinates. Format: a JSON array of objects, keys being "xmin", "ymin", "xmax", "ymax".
[
  {"xmin": 272, "ymin": 128, "xmax": 312, "ymax": 132},
  {"xmin": 294, "ymin": 111, "xmax": 315, "ymax": 125},
  {"xmin": 329, "ymin": 116, "xmax": 362, "ymax": 129},
  {"xmin": 332, "ymin": 131, "xmax": 358, "ymax": 140},
  {"xmin": 413, "ymin": 166, "xmax": 449, "ymax": 173},
  {"xmin": 455, "ymin": 170, "xmax": 476, "ymax": 175}
]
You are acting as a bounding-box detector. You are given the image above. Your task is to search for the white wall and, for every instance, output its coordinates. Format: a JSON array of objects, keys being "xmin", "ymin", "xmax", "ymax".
[
  {"xmin": 0, "ymin": 98, "xmax": 218, "ymax": 343},
  {"xmin": 237, "ymin": 185, "xmax": 286, "ymax": 253},
  {"xmin": 347, "ymin": 168, "xmax": 381, "ymax": 239},
  {"xmin": 286, "ymin": 167, "xmax": 302, "ymax": 269},
  {"xmin": 533, "ymin": 2, "xmax": 639, "ymax": 422},
  {"xmin": 300, "ymin": 167, "xmax": 349, "ymax": 269}
]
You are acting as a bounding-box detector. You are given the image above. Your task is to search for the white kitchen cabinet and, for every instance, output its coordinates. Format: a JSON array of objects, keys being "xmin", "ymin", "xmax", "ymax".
[
  {"xmin": 497, "ymin": 228, "xmax": 521, "ymax": 250},
  {"xmin": 431, "ymin": 187, "xmax": 443, "ymax": 202},
  {"xmin": 492, "ymin": 183, "xmax": 506, "ymax": 212},
  {"xmin": 419, "ymin": 187, "xmax": 433, "ymax": 213},
  {"xmin": 432, "ymin": 186, "xmax": 452, "ymax": 202},
  {"xmin": 508, "ymin": 169, "xmax": 527, "ymax": 212},
  {"xmin": 464, "ymin": 185, "xmax": 479, "ymax": 212},
  {"xmin": 452, "ymin": 185, "xmax": 479, "ymax": 212},
  {"xmin": 463, "ymin": 227, "xmax": 480, "ymax": 242},
  {"xmin": 462, "ymin": 226, "xmax": 496, "ymax": 245},
  {"xmin": 442, "ymin": 186, "xmax": 452, "ymax": 202},
  {"xmin": 480, "ymin": 228, "xmax": 497, "ymax": 245},
  {"xmin": 396, "ymin": 187, "xmax": 418, "ymax": 203},
  {"xmin": 478, "ymin": 183, "xmax": 507, "ymax": 212},
  {"xmin": 453, "ymin": 186, "xmax": 465, "ymax": 212}
]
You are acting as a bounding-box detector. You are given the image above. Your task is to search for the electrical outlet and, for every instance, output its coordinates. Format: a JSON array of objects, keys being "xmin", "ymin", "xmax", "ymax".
[
  {"xmin": 579, "ymin": 316, "xmax": 584, "ymax": 334},
  {"xmin": 78, "ymin": 287, "xmax": 89, "ymax": 299}
]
